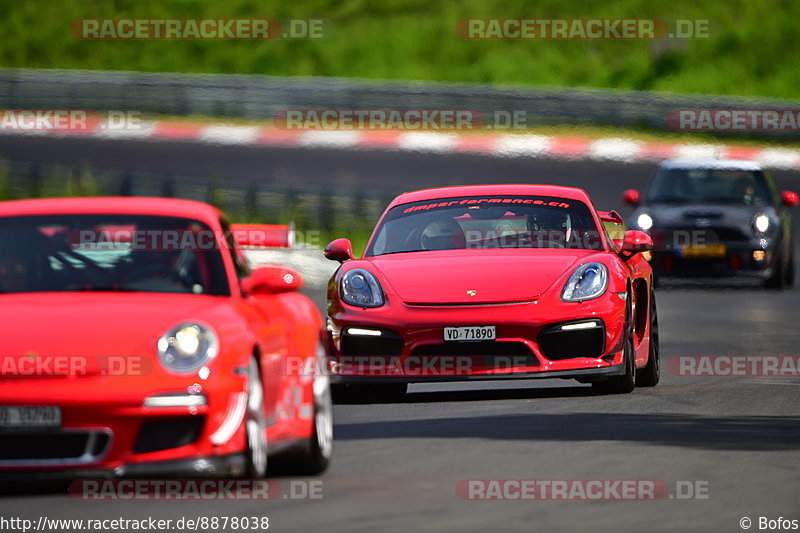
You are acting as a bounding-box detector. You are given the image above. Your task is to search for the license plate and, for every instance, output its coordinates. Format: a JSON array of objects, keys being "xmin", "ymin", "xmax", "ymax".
[
  {"xmin": 680, "ymin": 243, "xmax": 727, "ymax": 258},
  {"xmin": 444, "ymin": 326, "xmax": 496, "ymax": 342},
  {"xmin": 0, "ymin": 406, "xmax": 61, "ymax": 429}
]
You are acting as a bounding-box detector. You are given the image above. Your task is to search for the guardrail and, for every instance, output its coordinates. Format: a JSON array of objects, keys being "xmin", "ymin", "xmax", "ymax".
[
  {"xmin": 0, "ymin": 159, "xmax": 395, "ymax": 236},
  {"xmin": 1, "ymin": 68, "xmax": 799, "ymax": 138}
]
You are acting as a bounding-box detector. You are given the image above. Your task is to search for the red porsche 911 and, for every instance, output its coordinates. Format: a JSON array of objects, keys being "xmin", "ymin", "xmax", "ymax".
[
  {"xmin": 0, "ymin": 197, "xmax": 332, "ymax": 479},
  {"xmin": 324, "ymin": 184, "xmax": 659, "ymax": 401}
]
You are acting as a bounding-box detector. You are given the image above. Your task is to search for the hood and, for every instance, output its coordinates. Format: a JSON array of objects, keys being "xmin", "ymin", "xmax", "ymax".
[
  {"xmin": 366, "ymin": 250, "xmax": 593, "ymax": 304},
  {"xmin": 0, "ymin": 293, "xmax": 229, "ymax": 375}
]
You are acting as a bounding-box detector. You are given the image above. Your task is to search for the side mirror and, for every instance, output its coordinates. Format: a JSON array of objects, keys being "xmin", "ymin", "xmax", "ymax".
[
  {"xmin": 622, "ymin": 189, "xmax": 641, "ymax": 206},
  {"xmin": 242, "ymin": 264, "xmax": 303, "ymax": 295},
  {"xmin": 598, "ymin": 210, "xmax": 623, "ymax": 224},
  {"xmin": 324, "ymin": 238, "xmax": 354, "ymax": 263},
  {"xmin": 781, "ymin": 190, "xmax": 799, "ymax": 208},
  {"xmin": 619, "ymin": 230, "xmax": 653, "ymax": 254}
]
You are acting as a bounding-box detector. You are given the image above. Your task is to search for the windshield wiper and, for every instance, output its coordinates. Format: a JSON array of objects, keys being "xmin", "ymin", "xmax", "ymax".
[
  {"xmin": 373, "ymin": 249, "xmax": 429, "ymax": 256},
  {"xmin": 71, "ymin": 286, "xmax": 136, "ymax": 292}
]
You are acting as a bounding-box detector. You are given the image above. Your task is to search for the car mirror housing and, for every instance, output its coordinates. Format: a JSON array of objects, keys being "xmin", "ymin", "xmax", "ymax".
[
  {"xmin": 324, "ymin": 238, "xmax": 355, "ymax": 262},
  {"xmin": 598, "ymin": 210, "xmax": 623, "ymax": 224},
  {"xmin": 622, "ymin": 189, "xmax": 641, "ymax": 206},
  {"xmin": 242, "ymin": 264, "xmax": 303, "ymax": 295},
  {"xmin": 619, "ymin": 230, "xmax": 653, "ymax": 255},
  {"xmin": 781, "ymin": 190, "xmax": 800, "ymax": 208}
]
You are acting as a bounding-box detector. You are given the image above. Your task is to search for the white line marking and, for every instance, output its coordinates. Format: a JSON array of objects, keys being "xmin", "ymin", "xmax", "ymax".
[
  {"xmin": 493, "ymin": 134, "xmax": 551, "ymax": 157},
  {"xmin": 396, "ymin": 132, "xmax": 459, "ymax": 152},
  {"xmin": 589, "ymin": 137, "xmax": 643, "ymax": 161}
]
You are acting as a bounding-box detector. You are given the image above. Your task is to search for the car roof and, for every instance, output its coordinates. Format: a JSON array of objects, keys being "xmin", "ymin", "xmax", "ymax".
[
  {"xmin": 390, "ymin": 184, "xmax": 593, "ymax": 207},
  {"xmin": 658, "ymin": 158, "xmax": 763, "ymax": 171},
  {"xmin": 0, "ymin": 197, "xmax": 223, "ymax": 223}
]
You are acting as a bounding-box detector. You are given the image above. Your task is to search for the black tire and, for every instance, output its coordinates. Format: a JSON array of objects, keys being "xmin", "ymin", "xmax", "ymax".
[
  {"xmin": 332, "ymin": 383, "xmax": 407, "ymax": 404},
  {"xmin": 765, "ymin": 250, "xmax": 787, "ymax": 289},
  {"xmin": 636, "ymin": 292, "xmax": 660, "ymax": 387},
  {"xmin": 593, "ymin": 297, "xmax": 636, "ymax": 395},
  {"xmin": 786, "ymin": 252, "xmax": 795, "ymax": 287},
  {"xmin": 244, "ymin": 356, "xmax": 268, "ymax": 478},
  {"xmin": 288, "ymin": 374, "xmax": 334, "ymax": 475},
  {"xmin": 651, "ymin": 273, "xmax": 660, "ymax": 289},
  {"xmin": 331, "ymin": 383, "xmax": 369, "ymax": 404},
  {"xmin": 372, "ymin": 383, "xmax": 408, "ymax": 401}
]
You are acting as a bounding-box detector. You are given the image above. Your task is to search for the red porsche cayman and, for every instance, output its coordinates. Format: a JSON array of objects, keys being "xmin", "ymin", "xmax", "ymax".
[
  {"xmin": 324, "ymin": 184, "xmax": 659, "ymax": 401},
  {"xmin": 0, "ymin": 197, "xmax": 332, "ymax": 479}
]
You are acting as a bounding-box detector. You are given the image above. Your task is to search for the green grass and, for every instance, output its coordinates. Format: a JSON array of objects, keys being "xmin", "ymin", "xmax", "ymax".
[{"xmin": 1, "ymin": 0, "xmax": 799, "ymax": 99}]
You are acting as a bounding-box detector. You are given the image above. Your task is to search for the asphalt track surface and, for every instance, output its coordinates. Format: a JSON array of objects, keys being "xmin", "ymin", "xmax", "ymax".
[{"xmin": 1, "ymin": 135, "xmax": 799, "ymax": 533}]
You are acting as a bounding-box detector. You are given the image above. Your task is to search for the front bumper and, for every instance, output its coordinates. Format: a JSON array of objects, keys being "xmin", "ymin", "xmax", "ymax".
[
  {"xmin": 0, "ymin": 371, "xmax": 249, "ymax": 475},
  {"xmin": 326, "ymin": 291, "xmax": 629, "ymax": 384},
  {"xmin": 331, "ymin": 362, "xmax": 626, "ymax": 384},
  {"xmin": 645, "ymin": 226, "xmax": 781, "ymax": 279},
  {"xmin": 650, "ymin": 244, "xmax": 775, "ymax": 279},
  {"xmin": 0, "ymin": 453, "xmax": 246, "ymax": 482}
]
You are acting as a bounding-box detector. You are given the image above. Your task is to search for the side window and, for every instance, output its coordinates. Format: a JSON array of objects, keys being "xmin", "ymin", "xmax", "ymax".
[
  {"xmin": 220, "ymin": 219, "xmax": 250, "ymax": 279},
  {"xmin": 602, "ymin": 220, "xmax": 623, "ymax": 251}
]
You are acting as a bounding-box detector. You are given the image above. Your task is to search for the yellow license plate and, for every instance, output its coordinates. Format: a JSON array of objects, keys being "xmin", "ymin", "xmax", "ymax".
[{"xmin": 680, "ymin": 243, "xmax": 727, "ymax": 258}]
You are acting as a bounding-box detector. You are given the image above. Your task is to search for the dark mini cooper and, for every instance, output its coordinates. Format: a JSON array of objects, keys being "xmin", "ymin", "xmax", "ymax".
[{"xmin": 623, "ymin": 158, "xmax": 798, "ymax": 288}]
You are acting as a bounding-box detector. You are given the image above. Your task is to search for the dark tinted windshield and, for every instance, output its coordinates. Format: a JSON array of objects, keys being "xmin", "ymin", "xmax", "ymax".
[
  {"xmin": 0, "ymin": 215, "xmax": 230, "ymax": 295},
  {"xmin": 367, "ymin": 196, "xmax": 603, "ymax": 256},
  {"xmin": 647, "ymin": 168, "xmax": 771, "ymax": 205}
]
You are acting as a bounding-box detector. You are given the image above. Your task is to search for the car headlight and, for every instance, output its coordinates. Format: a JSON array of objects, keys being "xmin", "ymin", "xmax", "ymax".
[
  {"xmin": 562, "ymin": 263, "xmax": 609, "ymax": 302},
  {"xmin": 753, "ymin": 213, "xmax": 771, "ymax": 234},
  {"xmin": 341, "ymin": 269, "xmax": 384, "ymax": 308},
  {"xmin": 636, "ymin": 213, "xmax": 653, "ymax": 231},
  {"xmin": 157, "ymin": 323, "xmax": 218, "ymax": 374}
]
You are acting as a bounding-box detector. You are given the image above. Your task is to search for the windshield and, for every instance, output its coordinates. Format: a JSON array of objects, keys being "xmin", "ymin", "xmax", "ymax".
[
  {"xmin": 366, "ymin": 195, "xmax": 603, "ymax": 256},
  {"xmin": 647, "ymin": 168, "xmax": 771, "ymax": 205},
  {"xmin": 0, "ymin": 214, "xmax": 230, "ymax": 295}
]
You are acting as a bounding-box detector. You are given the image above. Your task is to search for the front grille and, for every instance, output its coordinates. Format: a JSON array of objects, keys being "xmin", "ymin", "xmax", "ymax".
[
  {"xmin": 341, "ymin": 329, "xmax": 404, "ymax": 357},
  {"xmin": 410, "ymin": 342, "xmax": 538, "ymax": 370},
  {"xmin": 709, "ymin": 227, "xmax": 750, "ymax": 242},
  {"xmin": 657, "ymin": 226, "xmax": 749, "ymax": 247},
  {"xmin": 0, "ymin": 431, "xmax": 111, "ymax": 464},
  {"xmin": 538, "ymin": 322, "xmax": 605, "ymax": 360},
  {"xmin": 133, "ymin": 417, "xmax": 205, "ymax": 454}
]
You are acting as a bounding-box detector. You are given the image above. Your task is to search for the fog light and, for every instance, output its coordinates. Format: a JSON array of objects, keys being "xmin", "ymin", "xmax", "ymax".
[
  {"xmin": 346, "ymin": 327, "xmax": 382, "ymax": 337},
  {"xmin": 143, "ymin": 393, "xmax": 207, "ymax": 408},
  {"xmin": 561, "ymin": 321, "xmax": 599, "ymax": 331},
  {"xmin": 753, "ymin": 250, "xmax": 766, "ymax": 262}
]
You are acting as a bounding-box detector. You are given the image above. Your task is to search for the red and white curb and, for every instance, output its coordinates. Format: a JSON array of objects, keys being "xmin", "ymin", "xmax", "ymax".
[{"xmin": 2, "ymin": 121, "xmax": 800, "ymax": 170}]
